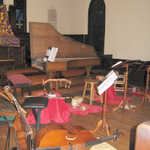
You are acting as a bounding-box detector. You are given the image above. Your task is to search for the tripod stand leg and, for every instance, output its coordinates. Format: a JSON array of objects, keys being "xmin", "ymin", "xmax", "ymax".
[
  {"xmin": 104, "ymin": 122, "xmax": 110, "ymax": 136},
  {"xmin": 91, "ymin": 120, "xmax": 103, "ymax": 134},
  {"xmin": 113, "ymin": 100, "xmax": 124, "ymax": 112},
  {"xmin": 91, "ymin": 119, "xmax": 110, "ymax": 136},
  {"xmin": 91, "ymin": 92, "xmax": 110, "ymax": 136}
]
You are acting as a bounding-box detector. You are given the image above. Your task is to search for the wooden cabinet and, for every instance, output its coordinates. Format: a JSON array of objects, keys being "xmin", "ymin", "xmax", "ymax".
[{"xmin": 0, "ymin": 45, "xmax": 25, "ymax": 67}]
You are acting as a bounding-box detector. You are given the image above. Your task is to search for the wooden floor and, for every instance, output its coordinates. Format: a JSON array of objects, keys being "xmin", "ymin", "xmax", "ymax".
[
  {"xmin": 70, "ymin": 97, "xmax": 150, "ymax": 150},
  {"xmin": 1, "ymin": 68, "xmax": 150, "ymax": 150}
]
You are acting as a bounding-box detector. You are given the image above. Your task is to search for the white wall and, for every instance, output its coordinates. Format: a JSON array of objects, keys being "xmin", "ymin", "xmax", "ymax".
[
  {"xmin": 27, "ymin": 0, "xmax": 150, "ymax": 61},
  {"xmin": 27, "ymin": 0, "xmax": 90, "ymax": 34},
  {"xmin": 104, "ymin": 0, "xmax": 150, "ymax": 61}
]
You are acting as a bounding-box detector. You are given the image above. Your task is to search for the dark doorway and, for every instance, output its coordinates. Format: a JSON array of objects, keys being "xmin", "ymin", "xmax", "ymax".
[
  {"xmin": 0, "ymin": 0, "xmax": 3, "ymax": 5},
  {"xmin": 88, "ymin": 0, "xmax": 105, "ymax": 57}
]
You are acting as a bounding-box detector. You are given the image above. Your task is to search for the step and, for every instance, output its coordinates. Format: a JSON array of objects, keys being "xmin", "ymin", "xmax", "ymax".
[{"xmin": 6, "ymin": 67, "xmax": 42, "ymax": 76}]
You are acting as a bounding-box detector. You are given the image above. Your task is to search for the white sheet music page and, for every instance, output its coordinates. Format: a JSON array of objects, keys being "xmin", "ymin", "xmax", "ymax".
[
  {"xmin": 97, "ymin": 70, "xmax": 118, "ymax": 95},
  {"xmin": 48, "ymin": 47, "xmax": 58, "ymax": 62},
  {"xmin": 46, "ymin": 47, "xmax": 51, "ymax": 57}
]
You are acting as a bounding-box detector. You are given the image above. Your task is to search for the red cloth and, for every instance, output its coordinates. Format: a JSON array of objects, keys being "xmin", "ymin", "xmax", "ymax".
[
  {"xmin": 27, "ymin": 85, "xmax": 133, "ymax": 125},
  {"xmin": 94, "ymin": 85, "xmax": 132, "ymax": 105},
  {"xmin": 26, "ymin": 92, "xmax": 71, "ymax": 124},
  {"xmin": 26, "ymin": 85, "xmax": 133, "ymax": 125},
  {"xmin": 68, "ymin": 103, "xmax": 103, "ymax": 116},
  {"xmin": 26, "ymin": 92, "xmax": 103, "ymax": 125}
]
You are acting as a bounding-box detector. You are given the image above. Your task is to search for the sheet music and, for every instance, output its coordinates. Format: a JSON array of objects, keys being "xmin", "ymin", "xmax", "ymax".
[
  {"xmin": 48, "ymin": 47, "xmax": 58, "ymax": 62},
  {"xmin": 46, "ymin": 47, "xmax": 51, "ymax": 57},
  {"xmin": 97, "ymin": 70, "xmax": 118, "ymax": 95}
]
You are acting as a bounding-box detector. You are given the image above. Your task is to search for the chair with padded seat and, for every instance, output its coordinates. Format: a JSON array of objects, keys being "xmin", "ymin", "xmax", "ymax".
[{"xmin": 7, "ymin": 74, "xmax": 32, "ymax": 97}]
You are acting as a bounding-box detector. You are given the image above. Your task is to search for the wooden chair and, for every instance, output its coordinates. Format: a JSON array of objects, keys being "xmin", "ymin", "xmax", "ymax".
[
  {"xmin": 82, "ymin": 79, "xmax": 98, "ymax": 105},
  {"xmin": 113, "ymin": 64, "xmax": 130, "ymax": 111},
  {"xmin": 42, "ymin": 78, "xmax": 72, "ymax": 93},
  {"xmin": 114, "ymin": 74, "xmax": 126, "ymax": 92}
]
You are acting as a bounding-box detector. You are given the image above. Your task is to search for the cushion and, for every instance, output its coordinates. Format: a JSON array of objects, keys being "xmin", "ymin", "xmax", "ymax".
[{"xmin": 7, "ymin": 74, "xmax": 32, "ymax": 85}]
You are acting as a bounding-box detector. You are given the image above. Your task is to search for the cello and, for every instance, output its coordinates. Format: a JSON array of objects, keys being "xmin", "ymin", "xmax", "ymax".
[
  {"xmin": 35, "ymin": 124, "xmax": 95, "ymax": 149},
  {"xmin": 1, "ymin": 86, "xmax": 33, "ymax": 150},
  {"xmin": 35, "ymin": 123, "xmax": 118, "ymax": 150}
]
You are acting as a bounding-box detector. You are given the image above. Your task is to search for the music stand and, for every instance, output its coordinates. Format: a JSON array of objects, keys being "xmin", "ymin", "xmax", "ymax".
[
  {"xmin": 141, "ymin": 66, "xmax": 150, "ymax": 105},
  {"xmin": 92, "ymin": 70, "xmax": 118, "ymax": 136},
  {"xmin": 137, "ymin": 63, "xmax": 150, "ymax": 106},
  {"xmin": 111, "ymin": 60, "xmax": 141, "ymax": 112}
]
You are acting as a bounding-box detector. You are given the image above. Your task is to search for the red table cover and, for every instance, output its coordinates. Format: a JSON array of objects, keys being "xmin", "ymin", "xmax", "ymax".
[{"xmin": 26, "ymin": 92, "xmax": 103, "ymax": 124}]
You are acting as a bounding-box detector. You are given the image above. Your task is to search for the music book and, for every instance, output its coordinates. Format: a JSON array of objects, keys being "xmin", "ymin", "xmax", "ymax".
[{"xmin": 97, "ymin": 70, "xmax": 118, "ymax": 95}]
